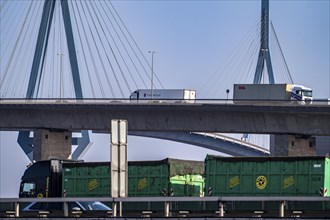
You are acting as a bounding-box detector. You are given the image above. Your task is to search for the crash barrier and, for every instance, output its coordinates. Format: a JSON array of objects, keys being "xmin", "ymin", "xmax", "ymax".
[{"xmin": 0, "ymin": 196, "xmax": 329, "ymax": 218}]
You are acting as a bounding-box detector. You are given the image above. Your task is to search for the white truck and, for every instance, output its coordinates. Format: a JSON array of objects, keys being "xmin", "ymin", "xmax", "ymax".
[
  {"xmin": 129, "ymin": 89, "xmax": 196, "ymax": 103},
  {"xmin": 233, "ymin": 84, "xmax": 313, "ymax": 104}
]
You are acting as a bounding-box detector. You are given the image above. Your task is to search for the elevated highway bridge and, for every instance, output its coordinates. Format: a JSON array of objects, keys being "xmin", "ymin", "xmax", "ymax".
[
  {"xmin": 1, "ymin": 99, "xmax": 328, "ymax": 159},
  {"xmin": 0, "ymin": 99, "xmax": 329, "ymax": 135}
]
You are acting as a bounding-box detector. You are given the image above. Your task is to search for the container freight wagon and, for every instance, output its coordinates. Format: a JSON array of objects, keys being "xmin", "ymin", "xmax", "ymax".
[{"xmin": 204, "ymin": 155, "xmax": 330, "ymax": 212}]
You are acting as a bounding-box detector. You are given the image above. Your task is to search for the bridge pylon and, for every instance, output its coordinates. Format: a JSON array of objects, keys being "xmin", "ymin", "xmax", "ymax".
[
  {"xmin": 254, "ymin": 0, "xmax": 275, "ymax": 84},
  {"xmin": 18, "ymin": 0, "xmax": 90, "ymax": 161},
  {"xmin": 253, "ymin": 1, "xmax": 318, "ymax": 156}
]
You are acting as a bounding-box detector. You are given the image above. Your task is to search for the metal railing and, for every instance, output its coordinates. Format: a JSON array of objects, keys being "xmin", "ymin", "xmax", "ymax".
[
  {"xmin": 1, "ymin": 196, "xmax": 329, "ymax": 218},
  {"xmin": 0, "ymin": 98, "xmax": 329, "ymax": 106}
]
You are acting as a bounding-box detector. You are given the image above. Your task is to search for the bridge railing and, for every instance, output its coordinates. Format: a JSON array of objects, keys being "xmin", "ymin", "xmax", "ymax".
[
  {"xmin": 1, "ymin": 196, "xmax": 329, "ymax": 218},
  {"xmin": 0, "ymin": 98, "xmax": 329, "ymax": 105}
]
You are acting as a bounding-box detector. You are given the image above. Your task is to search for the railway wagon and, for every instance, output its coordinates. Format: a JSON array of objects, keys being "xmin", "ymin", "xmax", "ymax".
[
  {"xmin": 204, "ymin": 155, "xmax": 330, "ymax": 212},
  {"xmin": 62, "ymin": 158, "xmax": 204, "ymax": 211}
]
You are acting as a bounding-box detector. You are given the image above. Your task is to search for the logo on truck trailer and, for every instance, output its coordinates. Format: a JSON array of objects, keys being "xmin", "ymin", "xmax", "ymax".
[
  {"xmin": 88, "ymin": 179, "xmax": 98, "ymax": 191},
  {"xmin": 256, "ymin": 176, "xmax": 267, "ymax": 190},
  {"xmin": 283, "ymin": 176, "xmax": 295, "ymax": 189},
  {"xmin": 228, "ymin": 176, "xmax": 240, "ymax": 188}
]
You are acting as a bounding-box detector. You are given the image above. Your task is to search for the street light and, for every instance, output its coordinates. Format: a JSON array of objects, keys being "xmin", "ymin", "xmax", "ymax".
[
  {"xmin": 148, "ymin": 50, "xmax": 156, "ymax": 100},
  {"xmin": 226, "ymin": 89, "xmax": 230, "ymax": 100}
]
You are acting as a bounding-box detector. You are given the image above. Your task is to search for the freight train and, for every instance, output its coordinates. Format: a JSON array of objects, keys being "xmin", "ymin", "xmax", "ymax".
[{"xmin": 19, "ymin": 155, "xmax": 329, "ymax": 213}]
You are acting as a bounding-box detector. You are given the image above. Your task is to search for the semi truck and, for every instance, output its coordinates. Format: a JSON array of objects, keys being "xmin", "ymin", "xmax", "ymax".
[
  {"xmin": 17, "ymin": 156, "xmax": 329, "ymax": 215},
  {"xmin": 233, "ymin": 84, "xmax": 313, "ymax": 104},
  {"xmin": 19, "ymin": 158, "xmax": 204, "ymax": 199},
  {"xmin": 129, "ymin": 89, "xmax": 196, "ymax": 103},
  {"xmin": 19, "ymin": 159, "xmax": 204, "ymax": 212}
]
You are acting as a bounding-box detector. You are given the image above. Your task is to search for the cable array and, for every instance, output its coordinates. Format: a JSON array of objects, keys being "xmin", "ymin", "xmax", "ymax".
[
  {"xmin": 199, "ymin": 17, "xmax": 261, "ymax": 99},
  {"xmin": 0, "ymin": 1, "xmax": 279, "ymax": 150},
  {"xmin": 199, "ymin": 16, "xmax": 295, "ymax": 149},
  {"xmin": 200, "ymin": 17, "xmax": 295, "ymax": 99},
  {"xmin": 0, "ymin": 0, "xmax": 163, "ymax": 98},
  {"xmin": 269, "ymin": 21, "xmax": 294, "ymax": 84}
]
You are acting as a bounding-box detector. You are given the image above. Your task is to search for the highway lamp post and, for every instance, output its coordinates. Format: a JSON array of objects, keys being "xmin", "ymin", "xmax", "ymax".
[
  {"xmin": 57, "ymin": 53, "xmax": 64, "ymax": 99},
  {"xmin": 226, "ymin": 89, "xmax": 230, "ymax": 100},
  {"xmin": 148, "ymin": 51, "xmax": 156, "ymax": 100}
]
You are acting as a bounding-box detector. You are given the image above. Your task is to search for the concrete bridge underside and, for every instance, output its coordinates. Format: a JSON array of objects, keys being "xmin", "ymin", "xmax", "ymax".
[
  {"xmin": 0, "ymin": 102, "xmax": 329, "ymax": 135},
  {"xmin": 129, "ymin": 131, "xmax": 270, "ymax": 156},
  {"xmin": 1, "ymin": 101, "xmax": 328, "ymax": 160}
]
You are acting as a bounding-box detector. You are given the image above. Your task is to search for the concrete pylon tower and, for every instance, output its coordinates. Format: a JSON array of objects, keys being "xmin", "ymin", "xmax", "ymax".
[
  {"xmin": 253, "ymin": 0, "xmax": 275, "ymax": 84},
  {"xmin": 18, "ymin": 0, "xmax": 90, "ymax": 161}
]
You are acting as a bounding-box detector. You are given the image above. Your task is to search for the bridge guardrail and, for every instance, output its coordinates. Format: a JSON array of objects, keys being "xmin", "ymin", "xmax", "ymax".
[
  {"xmin": 0, "ymin": 98, "xmax": 329, "ymax": 106},
  {"xmin": 1, "ymin": 196, "xmax": 329, "ymax": 218}
]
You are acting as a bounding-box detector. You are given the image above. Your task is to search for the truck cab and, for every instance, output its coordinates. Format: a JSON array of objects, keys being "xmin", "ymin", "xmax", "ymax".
[
  {"xmin": 291, "ymin": 85, "xmax": 313, "ymax": 103},
  {"xmin": 19, "ymin": 160, "xmax": 72, "ymax": 198}
]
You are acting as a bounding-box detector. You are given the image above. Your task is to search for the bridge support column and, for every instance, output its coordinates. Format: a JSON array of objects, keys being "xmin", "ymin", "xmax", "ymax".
[
  {"xmin": 33, "ymin": 129, "xmax": 72, "ymax": 161},
  {"xmin": 270, "ymin": 134, "xmax": 316, "ymax": 156}
]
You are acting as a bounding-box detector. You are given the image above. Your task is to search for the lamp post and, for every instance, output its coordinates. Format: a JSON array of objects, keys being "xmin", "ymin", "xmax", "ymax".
[
  {"xmin": 57, "ymin": 52, "xmax": 64, "ymax": 99},
  {"xmin": 148, "ymin": 51, "xmax": 156, "ymax": 100},
  {"xmin": 226, "ymin": 89, "xmax": 230, "ymax": 101}
]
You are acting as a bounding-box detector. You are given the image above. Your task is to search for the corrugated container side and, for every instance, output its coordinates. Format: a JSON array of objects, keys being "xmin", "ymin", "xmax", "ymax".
[
  {"xmin": 170, "ymin": 174, "xmax": 204, "ymax": 197},
  {"xmin": 128, "ymin": 160, "xmax": 169, "ymax": 196},
  {"xmin": 62, "ymin": 159, "xmax": 204, "ymax": 198},
  {"xmin": 205, "ymin": 155, "xmax": 329, "ymax": 196},
  {"xmin": 63, "ymin": 161, "xmax": 168, "ymax": 197},
  {"xmin": 62, "ymin": 162, "xmax": 111, "ymax": 197}
]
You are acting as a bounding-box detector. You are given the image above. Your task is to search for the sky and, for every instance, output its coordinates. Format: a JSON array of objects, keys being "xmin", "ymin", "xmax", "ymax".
[{"xmin": 0, "ymin": 0, "xmax": 329, "ymax": 197}]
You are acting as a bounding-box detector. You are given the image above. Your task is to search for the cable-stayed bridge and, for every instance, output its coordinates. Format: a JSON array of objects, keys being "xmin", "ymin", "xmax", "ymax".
[{"xmin": 1, "ymin": 0, "xmax": 328, "ymax": 161}]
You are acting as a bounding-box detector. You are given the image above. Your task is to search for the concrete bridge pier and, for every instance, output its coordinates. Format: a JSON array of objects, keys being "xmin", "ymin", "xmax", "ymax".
[
  {"xmin": 33, "ymin": 129, "xmax": 72, "ymax": 161},
  {"xmin": 270, "ymin": 134, "xmax": 316, "ymax": 156}
]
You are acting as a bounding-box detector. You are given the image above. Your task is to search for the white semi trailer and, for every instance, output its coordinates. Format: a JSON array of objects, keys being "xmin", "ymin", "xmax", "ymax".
[
  {"xmin": 129, "ymin": 89, "xmax": 196, "ymax": 103},
  {"xmin": 233, "ymin": 84, "xmax": 313, "ymax": 104}
]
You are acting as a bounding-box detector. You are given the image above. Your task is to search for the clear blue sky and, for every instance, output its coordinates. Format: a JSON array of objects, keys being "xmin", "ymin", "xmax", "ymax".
[{"xmin": 1, "ymin": 0, "xmax": 329, "ymax": 197}]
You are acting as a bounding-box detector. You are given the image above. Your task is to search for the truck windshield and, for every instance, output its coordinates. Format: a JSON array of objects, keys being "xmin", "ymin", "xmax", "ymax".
[
  {"xmin": 303, "ymin": 90, "xmax": 313, "ymax": 97},
  {"xmin": 21, "ymin": 181, "xmax": 36, "ymax": 196}
]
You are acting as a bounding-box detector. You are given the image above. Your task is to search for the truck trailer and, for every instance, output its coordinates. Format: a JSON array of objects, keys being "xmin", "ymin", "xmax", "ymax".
[
  {"xmin": 129, "ymin": 89, "xmax": 196, "ymax": 103},
  {"xmin": 203, "ymin": 155, "xmax": 330, "ymax": 212},
  {"xmin": 233, "ymin": 84, "xmax": 313, "ymax": 104},
  {"xmin": 19, "ymin": 159, "xmax": 204, "ymax": 212},
  {"xmin": 19, "ymin": 158, "xmax": 204, "ymax": 199}
]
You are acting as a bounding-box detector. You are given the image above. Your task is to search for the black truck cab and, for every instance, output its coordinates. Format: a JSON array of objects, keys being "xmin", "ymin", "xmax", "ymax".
[{"xmin": 19, "ymin": 160, "xmax": 66, "ymax": 198}]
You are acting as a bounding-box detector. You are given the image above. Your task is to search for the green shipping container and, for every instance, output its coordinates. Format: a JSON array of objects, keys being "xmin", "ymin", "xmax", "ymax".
[
  {"xmin": 204, "ymin": 155, "xmax": 330, "ymax": 196},
  {"xmin": 62, "ymin": 158, "xmax": 204, "ymax": 198},
  {"xmin": 62, "ymin": 162, "xmax": 111, "ymax": 197}
]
